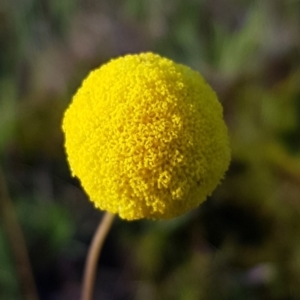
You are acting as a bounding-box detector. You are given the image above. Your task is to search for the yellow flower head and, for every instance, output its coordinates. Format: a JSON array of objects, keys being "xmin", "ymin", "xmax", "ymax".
[{"xmin": 62, "ymin": 52, "xmax": 230, "ymax": 220}]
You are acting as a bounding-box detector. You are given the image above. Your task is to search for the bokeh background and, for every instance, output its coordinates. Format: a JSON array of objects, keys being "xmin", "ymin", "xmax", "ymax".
[{"xmin": 1, "ymin": 0, "xmax": 300, "ymax": 299}]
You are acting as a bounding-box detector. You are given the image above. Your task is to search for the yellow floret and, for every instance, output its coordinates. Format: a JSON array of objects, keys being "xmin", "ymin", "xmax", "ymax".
[{"xmin": 62, "ymin": 52, "xmax": 230, "ymax": 220}]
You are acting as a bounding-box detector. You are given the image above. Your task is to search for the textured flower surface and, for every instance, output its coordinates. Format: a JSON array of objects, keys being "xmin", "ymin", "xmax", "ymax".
[{"xmin": 62, "ymin": 52, "xmax": 230, "ymax": 220}]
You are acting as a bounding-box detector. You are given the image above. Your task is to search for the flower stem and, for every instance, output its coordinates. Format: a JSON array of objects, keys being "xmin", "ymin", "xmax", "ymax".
[{"xmin": 81, "ymin": 211, "xmax": 115, "ymax": 300}]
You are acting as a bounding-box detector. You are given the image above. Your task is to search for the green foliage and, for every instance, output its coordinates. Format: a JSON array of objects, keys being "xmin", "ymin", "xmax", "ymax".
[
  {"xmin": 0, "ymin": 79, "xmax": 16, "ymax": 153},
  {"xmin": 0, "ymin": 230, "xmax": 21, "ymax": 300},
  {"xmin": 17, "ymin": 199, "xmax": 75, "ymax": 257}
]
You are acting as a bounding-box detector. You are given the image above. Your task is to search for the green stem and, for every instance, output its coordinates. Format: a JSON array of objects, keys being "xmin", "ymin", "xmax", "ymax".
[{"xmin": 0, "ymin": 168, "xmax": 39, "ymax": 300}]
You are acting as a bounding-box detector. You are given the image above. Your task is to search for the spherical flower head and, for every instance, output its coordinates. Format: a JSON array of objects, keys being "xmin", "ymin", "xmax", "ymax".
[{"xmin": 62, "ymin": 52, "xmax": 230, "ymax": 220}]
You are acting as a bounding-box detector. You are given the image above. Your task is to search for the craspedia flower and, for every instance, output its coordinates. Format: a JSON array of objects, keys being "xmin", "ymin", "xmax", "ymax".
[{"xmin": 62, "ymin": 52, "xmax": 230, "ymax": 220}]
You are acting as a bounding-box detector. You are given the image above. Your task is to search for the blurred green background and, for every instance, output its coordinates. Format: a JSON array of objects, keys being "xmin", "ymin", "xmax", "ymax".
[{"xmin": 0, "ymin": 0, "xmax": 300, "ymax": 299}]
